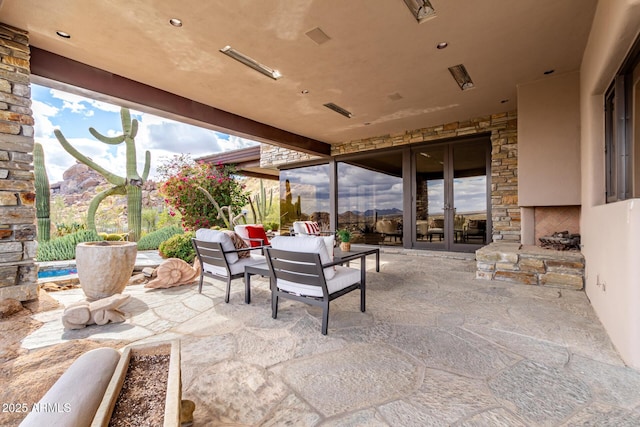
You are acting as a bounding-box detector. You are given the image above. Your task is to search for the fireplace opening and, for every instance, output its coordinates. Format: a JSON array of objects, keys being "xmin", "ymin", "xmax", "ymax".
[{"xmin": 539, "ymin": 230, "xmax": 581, "ymax": 250}]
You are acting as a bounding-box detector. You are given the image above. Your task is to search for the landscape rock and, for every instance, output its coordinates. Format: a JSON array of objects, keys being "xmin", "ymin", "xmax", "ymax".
[
  {"xmin": 142, "ymin": 267, "xmax": 156, "ymax": 278},
  {"xmin": 0, "ymin": 298, "xmax": 24, "ymax": 318},
  {"xmin": 129, "ymin": 273, "xmax": 147, "ymax": 285}
]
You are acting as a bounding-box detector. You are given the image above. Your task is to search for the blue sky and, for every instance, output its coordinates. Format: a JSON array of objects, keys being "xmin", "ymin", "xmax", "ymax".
[{"xmin": 32, "ymin": 84, "xmax": 259, "ymax": 183}]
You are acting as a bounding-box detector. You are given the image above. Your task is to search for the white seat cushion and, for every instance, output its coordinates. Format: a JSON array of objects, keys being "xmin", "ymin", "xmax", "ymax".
[
  {"xmin": 277, "ymin": 265, "xmax": 360, "ymax": 297},
  {"xmin": 203, "ymin": 255, "xmax": 265, "ymax": 277},
  {"xmin": 196, "ymin": 228, "xmax": 239, "ymax": 264},
  {"xmin": 270, "ymin": 235, "xmax": 335, "ymax": 279}
]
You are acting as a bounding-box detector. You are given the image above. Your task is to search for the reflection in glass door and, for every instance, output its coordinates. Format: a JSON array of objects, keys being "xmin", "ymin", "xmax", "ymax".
[
  {"xmin": 452, "ymin": 143, "xmax": 488, "ymax": 248},
  {"xmin": 415, "ymin": 146, "xmax": 446, "ymax": 247},
  {"xmin": 414, "ymin": 140, "xmax": 489, "ymax": 251}
]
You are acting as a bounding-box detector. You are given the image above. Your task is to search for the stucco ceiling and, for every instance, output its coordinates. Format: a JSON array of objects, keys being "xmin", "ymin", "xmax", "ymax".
[{"xmin": 1, "ymin": 0, "xmax": 597, "ymax": 146}]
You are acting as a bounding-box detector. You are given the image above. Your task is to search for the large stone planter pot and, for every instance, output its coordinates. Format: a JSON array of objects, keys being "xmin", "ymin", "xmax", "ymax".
[{"xmin": 76, "ymin": 241, "xmax": 137, "ymax": 300}]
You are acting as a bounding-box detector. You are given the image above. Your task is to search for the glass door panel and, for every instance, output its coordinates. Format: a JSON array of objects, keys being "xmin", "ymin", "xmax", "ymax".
[
  {"xmin": 415, "ymin": 146, "xmax": 445, "ymax": 247},
  {"xmin": 452, "ymin": 143, "xmax": 488, "ymax": 247},
  {"xmin": 337, "ymin": 151, "xmax": 403, "ymax": 246}
]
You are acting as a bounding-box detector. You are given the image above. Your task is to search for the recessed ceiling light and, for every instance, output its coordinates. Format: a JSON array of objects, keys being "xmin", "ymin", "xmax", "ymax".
[
  {"xmin": 403, "ymin": 0, "xmax": 436, "ymax": 23},
  {"xmin": 56, "ymin": 31, "xmax": 71, "ymax": 39},
  {"xmin": 500, "ymin": 99, "xmax": 509, "ymax": 104},
  {"xmin": 324, "ymin": 103, "xmax": 353, "ymax": 118},
  {"xmin": 543, "ymin": 69, "xmax": 555, "ymax": 75},
  {"xmin": 301, "ymin": 90, "xmax": 309, "ymax": 94},
  {"xmin": 364, "ymin": 122, "xmax": 371, "ymax": 126},
  {"xmin": 436, "ymin": 42, "xmax": 448, "ymax": 49},
  {"xmin": 448, "ymin": 64, "xmax": 474, "ymax": 90},
  {"xmin": 220, "ymin": 46, "xmax": 282, "ymax": 80},
  {"xmin": 169, "ymin": 18, "xmax": 183, "ymax": 27}
]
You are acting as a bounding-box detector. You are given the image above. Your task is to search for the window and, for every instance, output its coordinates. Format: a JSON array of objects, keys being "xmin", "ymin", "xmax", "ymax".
[
  {"xmin": 605, "ymin": 37, "xmax": 640, "ymax": 202},
  {"xmin": 279, "ymin": 164, "xmax": 330, "ymax": 232},
  {"xmin": 337, "ymin": 151, "xmax": 404, "ymax": 246}
]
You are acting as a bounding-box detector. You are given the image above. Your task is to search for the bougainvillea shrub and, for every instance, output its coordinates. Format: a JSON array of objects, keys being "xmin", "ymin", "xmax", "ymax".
[{"xmin": 159, "ymin": 155, "xmax": 249, "ymax": 230}]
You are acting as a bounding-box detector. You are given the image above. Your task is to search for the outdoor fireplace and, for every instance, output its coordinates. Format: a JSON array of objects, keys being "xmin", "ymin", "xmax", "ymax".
[{"xmin": 522, "ymin": 206, "xmax": 581, "ymax": 249}]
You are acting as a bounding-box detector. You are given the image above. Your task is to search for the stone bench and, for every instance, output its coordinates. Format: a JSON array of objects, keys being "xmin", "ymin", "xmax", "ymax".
[{"xmin": 476, "ymin": 242, "xmax": 584, "ymax": 290}]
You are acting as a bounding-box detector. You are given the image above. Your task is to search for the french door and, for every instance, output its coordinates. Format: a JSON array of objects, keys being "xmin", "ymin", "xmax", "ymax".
[{"xmin": 413, "ymin": 139, "xmax": 490, "ymax": 251}]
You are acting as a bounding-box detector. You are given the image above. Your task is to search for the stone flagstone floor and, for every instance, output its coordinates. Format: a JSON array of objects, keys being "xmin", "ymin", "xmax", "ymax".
[{"xmin": 12, "ymin": 252, "xmax": 640, "ymax": 426}]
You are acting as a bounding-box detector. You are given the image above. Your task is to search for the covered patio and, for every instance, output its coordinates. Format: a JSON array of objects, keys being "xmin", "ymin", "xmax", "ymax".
[
  {"xmin": 2, "ymin": 2, "xmax": 640, "ymax": 424},
  {"xmin": 4, "ymin": 251, "xmax": 640, "ymax": 426}
]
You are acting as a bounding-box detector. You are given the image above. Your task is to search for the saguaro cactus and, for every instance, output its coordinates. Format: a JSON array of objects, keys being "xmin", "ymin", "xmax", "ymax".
[
  {"xmin": 249, "ymin": 180, "xmax": 273, "ymax": 224},
  {"xmin": 54, "ymin": 108, "xmax": 150, "ymax": 242},
  {"xmin": 34, "ymin": 142, "xmax": 50, "ymax": 242}
]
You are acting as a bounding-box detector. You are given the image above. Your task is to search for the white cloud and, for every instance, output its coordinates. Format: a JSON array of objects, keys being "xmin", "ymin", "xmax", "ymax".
[
  {"xmin": 49, "ymin": 89, "xmax": 89, "ymax": 114},
  {"xmin": 32, "ymin": 100, "xmax": 58, "ymax": 139},
  {"xmin": 50, "ymin": 88, "xmax": 123, "ymax": 115},
  {"xmin": 88, "ymin": 99, "xmax": 122, "ymax": 113}
]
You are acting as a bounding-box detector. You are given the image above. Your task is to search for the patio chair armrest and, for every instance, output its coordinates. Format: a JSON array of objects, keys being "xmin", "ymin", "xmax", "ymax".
[
  {"xmin": 322, "ymin": 258, "xmax": 359, "ymax": 269},
  {"xmin": 245, "ymin": 237, "xmax": 266, "ymax": 245},
  {"xmin": 223, "ymin": 245, "xmax": 270, "ymax": 255}
]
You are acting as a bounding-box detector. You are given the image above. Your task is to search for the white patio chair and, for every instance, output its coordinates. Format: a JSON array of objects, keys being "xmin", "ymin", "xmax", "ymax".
[{"xmin": 192, "ymin": 229, "xmax": 266, "ymax": 303}]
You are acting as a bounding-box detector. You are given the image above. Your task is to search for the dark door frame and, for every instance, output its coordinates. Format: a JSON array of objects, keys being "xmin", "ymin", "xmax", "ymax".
[{"xmin": 407, "ymin": 136, "xmax": 492, "ymax": 252}]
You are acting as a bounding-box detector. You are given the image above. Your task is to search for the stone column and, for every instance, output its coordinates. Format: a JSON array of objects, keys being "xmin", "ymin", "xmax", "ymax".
[{"xmin": 0, "ymin": 23, "xmax": 38, "ymax": 302}]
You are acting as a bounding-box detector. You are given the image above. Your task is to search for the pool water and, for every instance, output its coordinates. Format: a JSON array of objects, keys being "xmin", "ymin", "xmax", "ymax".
[{"xmin": 38, "ymin": 268, "xmax": 77, "ymax": 279}]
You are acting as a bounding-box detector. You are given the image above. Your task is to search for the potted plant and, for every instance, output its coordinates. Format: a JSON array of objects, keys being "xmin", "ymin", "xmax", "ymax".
[{"xmin": 336, "ymin": 229, "xmax": 352, "ymax": 252}]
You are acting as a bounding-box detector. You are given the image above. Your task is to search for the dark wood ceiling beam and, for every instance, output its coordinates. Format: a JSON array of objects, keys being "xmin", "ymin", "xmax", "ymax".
[{"xmin": 29, "ymin": 47, "xmax": 331, "ymax": 157}]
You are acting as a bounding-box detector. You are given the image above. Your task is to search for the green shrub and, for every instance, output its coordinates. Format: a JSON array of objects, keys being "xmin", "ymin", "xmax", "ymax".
[
  {"xmin": 105, "ymin": 233, "xmax": 127, "ymax": 241},
  {"xmin": 54, "ymin": 222, "xmax": 86, "ymax": 237},
  {"xmin": 137, "ymin": 225, "xmax": 184, "ymax": 251},
  {"xmin": 36, "ymin": 230, "xmax": 103, "ymax": 262},
  {"xmin": 159, "ymin": 231, "xmax": 195, "ymax": 263},
  {"xmin": 264, "ymin": 221, "xmax": 279, "ymax": 232}
]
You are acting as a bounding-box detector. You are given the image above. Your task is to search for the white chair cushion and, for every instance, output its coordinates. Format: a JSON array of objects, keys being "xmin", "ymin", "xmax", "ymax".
[
  {"xmin": 234, "ymin": 224, "xmax": 250, "ymax": 240},
  {"xmin": 270, "ymin": 235, "xmax": 335, "ymax": 279},
  {"xmin": 195, "ymin": 228, "xmax": 238, "ymax": 264},
  {"xmin": 277, "ymin": 265, "xmax": 359, "ymax": 297},
  {"xmin": 322, "ymin": 235, "xmax": 335, "ymax": 257},
  {"xmin": 203, "ymin": 255, "xmax": 265, "ymax": 277}
]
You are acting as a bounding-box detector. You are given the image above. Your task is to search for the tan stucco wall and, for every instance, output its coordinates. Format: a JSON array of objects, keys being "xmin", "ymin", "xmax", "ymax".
[
  {"xmin": 580, "ymin": 0, "xmax": 640, "ymax": 369},
  {"xmin": 518, "ymin": 72, "xmax": 581, "ymax": 206}
]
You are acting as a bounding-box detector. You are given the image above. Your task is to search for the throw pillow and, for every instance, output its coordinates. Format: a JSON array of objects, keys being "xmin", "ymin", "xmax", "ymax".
[
  {"xmin": 304, "ymin": 221, "xmax": 320, "ymax": 235},
  {"xmin": 293, "ymin": 221, "xmax": 321, "ymax": 236},
  {"xmin": 245, "ymin": 225, "xmax": 270, "ymax": 247},
  {"xmin": 221, "ymin": 230, "xmax": 250, "ymax": 258}
]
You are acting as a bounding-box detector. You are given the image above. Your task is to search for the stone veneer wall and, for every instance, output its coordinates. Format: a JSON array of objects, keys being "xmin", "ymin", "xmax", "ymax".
[
  {"xmin": 0, "ymin": 24, "xmax": 38, "ymax": 302},
  {"xmin": 262, "ymin": 111, "xmax": 520, "ymax": 242},
  {"xmin": 260, "ymin": 144, "xmax": 322, "ymax": 168}
]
